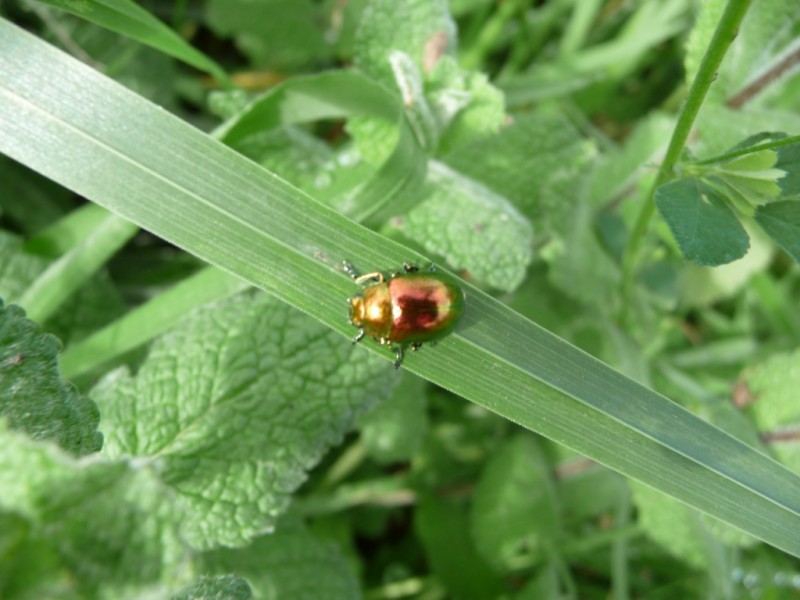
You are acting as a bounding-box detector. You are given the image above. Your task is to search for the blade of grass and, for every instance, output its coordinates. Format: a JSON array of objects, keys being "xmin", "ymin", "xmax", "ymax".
[
  {"xmin": 215, "ymin": 70, "xmax": 427, "ymax": 226},
  {"xmin": 31, "ymin": 0, "xmax": 233, "ymax": 88},
  {"xmin": 12, "ymin": 211, "xmax": 138, "ymax": 323},
  {"xmin": 59, "ymin": 267, "xmax": 249, "ymax": 378},
  {"xmin": 2, "ymin": 18, "xmax": 800, "ymax": 557},
  {"xmin": 24, "ymin": 203, "xmax": 113, "ymax": 257}
]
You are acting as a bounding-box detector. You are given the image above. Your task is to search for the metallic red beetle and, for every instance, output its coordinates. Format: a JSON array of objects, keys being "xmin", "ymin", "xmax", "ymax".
[{"xmin": 345, "ymin": 262, "xmax": 465, "ymax": 368}]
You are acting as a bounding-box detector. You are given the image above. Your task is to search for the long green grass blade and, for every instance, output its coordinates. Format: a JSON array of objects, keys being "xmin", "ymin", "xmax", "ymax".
[
  {"xmin": 2, "ymin": 19, "xmax": 800, "ymax": 556},
  {"xmin": 32, "ymin": 0, "xmax": 232, "ymax": 87}
]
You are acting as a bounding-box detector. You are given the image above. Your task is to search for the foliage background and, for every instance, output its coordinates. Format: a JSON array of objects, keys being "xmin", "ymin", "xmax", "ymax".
[{"xmin": 1, "ymin": 0, "xmax": 800, "ymax": 598}]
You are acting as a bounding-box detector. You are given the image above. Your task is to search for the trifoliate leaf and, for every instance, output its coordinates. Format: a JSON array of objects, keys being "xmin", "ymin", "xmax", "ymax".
[
  {"xmin": 655, "ymin": 178, "xmax": 750, "ymax": 266},
  {"xmin": 755, "ymin": 200, "xmax": 800, "ymax": 264},
  {"xmin": 92, "ymin": 292, "xmax": 395, "ymax": 550},
  {"xmin": 0, "ymin": 300, "xmax": 101, "ymax": 455},
  {"xmin": 200, "ymin": 518, "xmax": 358, "ymax": 599},
  {"xmin": 0, "ymin": 424, "xmax": 188, "ymax": 598},
  {"xmin": 776, "ymin": 140, "xmax": 800, "ymax": 197},
  {"xmin": 397, "ymin": 161, "xmax": 533, "ymax": 291}
]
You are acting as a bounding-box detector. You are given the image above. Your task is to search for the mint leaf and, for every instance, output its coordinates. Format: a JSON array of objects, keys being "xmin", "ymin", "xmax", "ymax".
[
  {"xmin": 354, "ymin": 0, "xmax": 456, "ymax": 89},
  {"xmin": 0, "ymin": 301, "xmax": 102, "ymax": 455},
  {"xmin": 471, "ymin": 435, "xmax": 559, "ymax": 570},
  {"xmin": 755, "ymin": 200, "xmax": 800, "ymax": 263},
  {"xmin": 655, "ymin": 178, "xmax": 750, "ymax": 266},
  {"xmin": 172, "ymin": 575, "xmax": 252, "ymax": 600},
  {"xmin": 92, "ymin": 292, "xmax": 395, "ymax": 549},
  {"xmin": 426, "ymin": 55, "xmax": 505, "ymax": 153},
  {"xmin": 201, "ymin": 518, "xmax": 358, "ymax": 598},
  {"xmin": 745, "ymin": 348, "xmax": 800, "ymax": 470},
  {"xmin": 631, "ymin": 481, "xmax": 710, "ymax": 569},
  {"xmin": 398, "ymin": 161, "xmax": 534, "ymax": 292},
  {"xmin": 206, "ymin": 0, "xmax": 328, "ymax": 69},
  {"xmin": 0, "ymin": 425, "xmax": 188, "ymax": 598},
  {"xmin": 443, "ymin": 111, "xmax": 595, "ymax": 216},
  {"xmin": 0, "ymin": 509, "xmax": 70, "ymax": 598}
]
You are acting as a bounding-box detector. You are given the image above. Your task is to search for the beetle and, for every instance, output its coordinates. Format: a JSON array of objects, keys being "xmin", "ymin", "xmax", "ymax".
[{"xmin": 344, "ymin": 261, "xmax": 465, "ymax": 368}]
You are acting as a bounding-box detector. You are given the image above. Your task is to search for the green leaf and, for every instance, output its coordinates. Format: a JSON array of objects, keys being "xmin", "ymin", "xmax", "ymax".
[
  {"xmin": 589, "ymin": 112, "xmax": 675, "ymax": 205},
  {"xmin": 4, "ymin": 20, "xmax": 800, "ymax": 558},
  {"xmin": 754, "ymin": 200, "xmax": 800, "ymax": 263},
  {"xmin": 397, "ymin": 161, "xmax": 534, "ymax": 291},
  {"xmin": 32, "ymin": 0, "xmax": 232, "ymax": 87},
  {"xmin": 0, "ymin": 300, "xmax": 102, "ymax": 455},
  {"xmin": 0, "ymin": 227, "xmax": 126, "ymax": 347},
  {"xmin": 92, "ymin": 293, "xmax": 395, "ymax": 549},
  {"xmin": 415, "ymin": 493, "xmax": 505, "ymax": 599},
  {"xmin": 684, "ymin": 0, "xmax": 800, "ymax": 102},
  {"xmin": 0, "ymin": 158, "xmax": 71, "ymax": 233},
  {"xmin": 60, "ymin": 267, "xmax": 248, "ymax": 379},
  {"xmin": 471, "ymin": 435, "xmax": 559, "ymax": 570},
  {"xmin": 206, "ymin": 0, "xmax": 328, "ymax": 69},
  {"xmin": 444, "ymin": 111, "xmax": 595, "ymax": 216},
  {"xmin": 0, "ymin": 231, "xmax": 49, "ymax": 302},
  {"xmin": 0, "ymin": 424, "xmax": 188, "ymax": 597},
  {"xmin": 426, "ymin": 55, "xmax": 506, "ymax": 152},
  {"xmin": 655, "ymin": 178, "xmax": 750, "ymax": 266},
  {"xmin": 359, "ymin": 375, "xmax": 428, "ymax": 464},
  {"xmin": 631, "ymin": 482, "xmax": 711, "ymax": 569},
  {"xmin": 215, "ymin": 70, "xmax": 426, "ymax": 227},
  {"xmin": 0, "ymin": 509, "xmax": 72, "ymax": 598},
  {"xmin": 14, "ymin": 211, "xmax": 137, "ymax": 324},
  {"xmin": 776, "ymin": 139, "xmax": 800, "ymax": 197},
  {"xmin": 200, "ymin": 518, "xmax": 358, "ymax": 598},
  {"xmin": 745, "ymin": 348, "xmax": 800, "ymax": 470},
  {"xmin": 353, "ymin": 0, "xmax": 457, "ymax": 89},
  {"xmin": 172, "ymin": 575, "xmax": 252, "ymax": 600}
]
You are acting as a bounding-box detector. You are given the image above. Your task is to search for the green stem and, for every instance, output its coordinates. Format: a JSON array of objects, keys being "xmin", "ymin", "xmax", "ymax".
[{"xmin": 621, "ymin": 0, "xmax": 754, "ymax": 302}]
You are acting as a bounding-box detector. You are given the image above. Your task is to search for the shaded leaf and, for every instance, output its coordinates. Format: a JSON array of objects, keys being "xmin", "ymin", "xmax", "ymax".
[
  {"xmin": 755, "ymin": 200, "xmax": 800, "ymax": 263},
  {"xmin": 655, "ymin": 178, "xmax": 749, "ymax": 266},
  {"xmin": 471, "ymin": 435, "xmax": 559, "ymax": 570},
  {"xmin": 201, "ymin": 519, "xmax": 358, "ymax": 598},
  {"xmin": 0, "ymin": 425, "xmax": 187, "ymax": 597},
  {"xmin": 0, "ymin": 301, "xmax": 102, "ymax": 455}
]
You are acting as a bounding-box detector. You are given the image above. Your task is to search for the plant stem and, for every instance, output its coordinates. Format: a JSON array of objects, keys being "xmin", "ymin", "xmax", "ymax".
[{"xmin": 621, "ymin": 0, "xmax": 754, "ymax": 304}]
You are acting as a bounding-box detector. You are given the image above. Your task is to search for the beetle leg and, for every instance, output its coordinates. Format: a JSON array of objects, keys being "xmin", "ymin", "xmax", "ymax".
[
  {"xmin": 410, "ymin": 342, "xmax": 422, "ymax": 352},
  {"xmin": 393, "ymin": 345, "xmax": 405, "ymax": 369},
  {"xmin": 352, "ymin": 329, "xmax": 365, "ymax": 345},
  {"xmin": 402, "ymin": 262, "xmax": 419, "ymax": 273}
]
